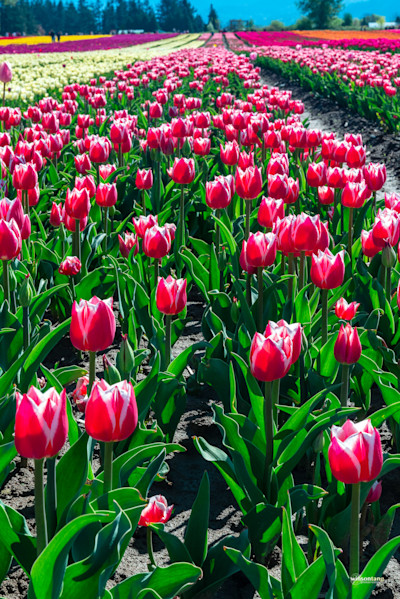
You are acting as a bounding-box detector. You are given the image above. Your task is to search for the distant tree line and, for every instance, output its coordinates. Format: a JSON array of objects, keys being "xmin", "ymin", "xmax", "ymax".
[{"xmin": 0, "ymin": 0, "xmax": 206, "ymax": 36}]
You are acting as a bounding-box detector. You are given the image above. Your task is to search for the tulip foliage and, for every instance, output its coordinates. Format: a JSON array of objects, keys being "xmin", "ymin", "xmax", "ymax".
[{"xmin": 0, "ymin": 44, "xmax": 400, "ymax": 599}]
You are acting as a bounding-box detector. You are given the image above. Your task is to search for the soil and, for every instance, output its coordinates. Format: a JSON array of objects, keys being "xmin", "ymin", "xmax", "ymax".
[{"xmin": 2, "ymin": 72, "xmax": 400, "ymax": 599}]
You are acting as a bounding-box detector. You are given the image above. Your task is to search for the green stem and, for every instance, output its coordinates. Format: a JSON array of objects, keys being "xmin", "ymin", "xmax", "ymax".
[
  {"xmin": 74, "ymin": 218, "xmax": 81, "ymax": 262},
  {"xmin": 215, "ymin": 208, "xmax": 220, "ymax": 259},
  {"xmin": 179, "ymin": 185, "xmax": 185, "ymax": 247},
  {"xmin": 372, "ymin": 191, "xmax": 376, "ymax": 218},
  {"xmin": 147, "ymin": 527, "xmax": 156, "ymax": 568},
  {"xmin": 154, "ymin": 258, "xmax": 159, "ymax": 289},
  {"xmin": 257, "ymin": 266, "xmax": 264, "ymax": 331},
  {"xmin": 103, "ymin": 441, "xmax": 113, "ymax": 495},
  {"xmin": 340, "ymin": 364, "xmax": 350, "ymax": 408},
  {"xmin": 288, "ymin": 252, "xmax": 294, "ymax": 305},
  {"xmin": 156, "ymin": 160, "xmax": 161, "ymax": 212},
  {"xmin": 103, "ymin": 207, "xmax": 108, "ymax": 253},
  {"xmin": 350, "ymin": 482, "xmax": 361, "ymax": 577},
  {"xmin": 299, "ymin": 250, "xmax": 305, "ymax": 291},
  {"xmin": 246, "ymin": 271, "xmax": 252, "ymax": 307},
  {"xmin": 23, "ymin": 305, "xmax": 30, "ymax": 350},
  {"xmin": 60, "ymin": 224, "xmax": 65, "ymax": 259},
  {"xmin": 263, "ymin": 379, "xmax": 280, "ymax": 496},
  {"xmin": 385, "ymin": 265, "xmax": 392, "ymax": 301},
  {"xmin": 95, "ymin": 163, "xmax": 100, "ymax": 187},
  {"xmin": 88, "ymin": 351, "xmax": 96, "ymax": 395},
  {"xmin": 165, "ymin": 314, "xmax": 171, "ymax": 368},
  {"xmin": 34, "ymin": 458, "xmax": 48, "ymax": 556},
  {"xmin": 321, "ymin": 288, "xmax": 328, "ymax": 346},
  {"xmin": 2, "ymin": 82, "xmax": 5, "ymax": 107},
  {"xmin": 142, "ymin": 189, "xmax": 146, "ymax": 216},
  {"xmin": 348, "ymin": 207, "xmax": 354, "ymax": 262},
  {"xmin": 245, "ymin": 199, "xmax": 251, "ymax": 240},
  {"xmin": 69, "ymin": 277, "xmax": 76, "ymax": 303},
  {"xmin": 2, "ymin": 259, "xmax": 9, "ymax": 305},
  {"xmin": 45, "ymin": 456, "xmax": 57, "ymax": 540}
]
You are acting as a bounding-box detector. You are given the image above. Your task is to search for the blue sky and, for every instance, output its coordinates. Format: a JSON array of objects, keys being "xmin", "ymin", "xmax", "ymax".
[{"xmin": 150, "ymin": 0, "xmax": 399, "ymax": 27}]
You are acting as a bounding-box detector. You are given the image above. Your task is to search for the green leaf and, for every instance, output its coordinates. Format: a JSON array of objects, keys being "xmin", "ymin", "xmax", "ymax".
[
  {"xmin": 184, "ymin": 471, "xmax": 210, "ymax": 566},
  {"xmin": 309, "ymin": 524, "xmax": 342, "ymax": 598},
  {"xmin": 167, "ymin": 341, "xmax": 208, "ymax": 378},
  {"xmin": 0, "ymin": 501, "xmax": 36, "ymax": 575},
  {"xmin": 224, "ymin": 547, "xmax": 274, "ymax": 598},
  {"xmin": 28, "ymin": 513, "xmax": 113, "ymax": 599},
  {"xmin": 281, "ymin": 505, "xmax": 308, "ymax": 596},
  {"xmin": 287, "ymin": 555, "xmax": 326, "ymax": 599},
  {"xmin": 110, "ymin": 563, "xmax": 202, "ymax": 599},
  {"xmin": 352, "ymin": 536, "xmax": 400, "ymax": 598}
]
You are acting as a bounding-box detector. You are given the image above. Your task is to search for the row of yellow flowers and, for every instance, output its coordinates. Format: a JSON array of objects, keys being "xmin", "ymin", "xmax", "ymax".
[
  {"xmin": 3, "ymin": 34, "xmax": 202, "ymax": 103},
  {"xmin": 0, "ymin": 34, "xmax": 111, "ymax": 46}
]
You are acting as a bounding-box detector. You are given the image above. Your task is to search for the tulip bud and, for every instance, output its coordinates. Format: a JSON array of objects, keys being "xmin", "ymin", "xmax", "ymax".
[
  {"xmin": 382, "ymin": 244, "xmax": 397, "ymax": 268},
  {"xmin": 366, "ymin": 480, "xmax": 382, "ymax": 504},
  {"xmin": 19, "ymin": 274, "xmax": 33, "ymax": 307},
  {"xmin": 116, "ymin": 334, "xmax": 135, "ymax": 376},
  {"xmin": 103, "ymin": 355, "xmax": 121, "ymax": 385},
  {"xmin": 139, "ymin": 495, "xmax": 173, "ymax": 527}
]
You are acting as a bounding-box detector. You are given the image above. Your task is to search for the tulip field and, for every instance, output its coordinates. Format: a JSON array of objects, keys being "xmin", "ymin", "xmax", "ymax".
[{"xmin": 1, "ymin": 34, "xmax": 400, "ymax": 599}]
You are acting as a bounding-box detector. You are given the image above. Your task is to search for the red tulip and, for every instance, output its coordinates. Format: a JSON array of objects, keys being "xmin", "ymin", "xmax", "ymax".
[
  {"xmin": 246, "ymin": 232, "xmax": 277, "ymax": 268},
  {"xmin": 193, "ymin": 137, "xmax": 211, "ymax": 156},
  {"xmin": 328, "ymin": 419, "xmax": 383, "ymax": 484},
  {"xmin": 12, "ymin": 163, "xmax": 38, "ymax": 190},
  {"xmin": 372, "ymin": 208, "xmax": 400, "ymax": 247},
  {"xmin": 143, "ymin": 225, "xmax": 171, "ymax": 259},
  {"xmin": 335, "ymin": 298, "xmax": 360, "ymax": 320},
  {"xmin": 96, "ymin": 183, "xmax": 118, "ymax": 208},
  {"xmin": 138, "ymin": 495, "xmax": 173, "ymax": 526},
  {"xmin": 85, "ymin": 379, "xmax": 138, "ymax": 442},
  {"xmin": 268, "ymin": 173, "xmax": 288, "ymax": 200},
  {"xmin": 15, "ymin": 386, "xmax": 68, "ymax": 459},
  {"xmin": 0, "ymin": 219, "xmax": 22, "ymax": 260},
  {"xmin": 65, "ymin": 187, "xmax": 91, "ymax": 219},
  {"xmin": 310, "ymin": 249, "xmax": 345, "ymax": 289},
  {"xmin": 307, "ymin": 162, "xmax": 327, "ymax": 188},
  {"xmin": 50, "ymin": 202, "xmax": 63, "ymax": 227},
  {"xmin": 341, "ymin": 182, "xmax": 371, "ymax": 209},
  {"xmin": 75, "ymin": 175, "xmax": 96, "ymax": 199},
  {"xmin": 58, "ymin": 256, "xmax": 81, "ymax": 276},
  {"xmin": 361, "ymin": 229, "xmax": 382, "ymax": 258},
  {"xmin": 257, "ymin": 197, "xmax": 284, "ymax": 229},
  {"xmin": 267, "ymin": 154, "xmax": 289, "ymax": 177},
  {"xmin": 118, "ymin": 232, "xmax": 138, "ymax": 258},
  {"xmin": 292, "ymin": 213, "xmax": 320, "ymax": 252},
  {"xmin": 235, "ymin": 166, "xmax": 263, "ymax": 200},
  {"xmin": 89, "ymin": 138, "xmax": 110, "ymax": 163},
  {"xmin": 133, "ymin": 214, "xmax": 157, "ymax": 238},
  {"xmin": 156, "ymin": 276, "xmax": 187, "ymax": 315},
  {"xmin": 220, "ymin": 140, "xmax": 239, "ymax": 165},
  {"xmin": 205, "ymin": 176, "xmax": 232, "ymax": 209},
  {"xmin": 366, "ymin": 480, "xmax": 382, "ymax": 503},
  {"xmin": 250, "ymin": 330, "xmax": 293, "ymax": 382},
  {"xmin": 0, "ymin": 61, "xmax": 12, "ymax": 84},
  {"xmin": 327, "ymin": 167, "xmax": 345, "ymax": 189},
  {"xmin": 285, "ymin": 177, "xmax": 299, "ymax": 205},
  {"xmin": 346, "ymin": 145, "xmax": 366, "ymax": 168},
  {"xmin": 70, "ymin": 296, "xmax": 115, "ymax": 352},
  {"xmin": 318, "ymin": 186, "xmax": 334, "ymax": 205},
  {"xmin": 167, "ymin": 158, "xmax": 195, "ymax": 185},
  {"xmin": 264, "ymin": 319, "xmax": 302, "ymax": 363},
  {"xmin": 100, "ymin": 164, "xmax": 117, "ymax": 181},
  {"xmin": 240, "ymin": 240, "xmax": 257, "ymax": 275},
  {"xmin": 237, "ymin": 150, "xmax": 254, "ymax": 169},
  {"xmin": 135, "ymin": 168, "xmax": 153, "ymax": 190},
  {"xmin": 334, "ymin": 324, "xmax": 362, "ymax": 364}
]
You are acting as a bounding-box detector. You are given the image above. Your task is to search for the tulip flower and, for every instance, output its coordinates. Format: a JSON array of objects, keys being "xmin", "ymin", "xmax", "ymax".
[
  {"xmin": 89, "ymin": 138, "xmax": 110, "ymax": 165},
  {"xmin": 143, "ymin": 225, "xmax": 172, "ymax": 285},
  {"xmin": 70, "ymin": 296, "xmax": 116, "ymax": 391},
  {"xmin": 220, "ymin": 140, "xmax": 239, "ymax": 166},
  {"xmin": 74, "ymin": 153, "xmax": 92, "ymax": 175},
  {"xmin": 58, "ymin": 256, "xmax": 81, "ymax": 277},
  {"xmin": 118, "ymin": 232, "xmax": 138, "ymax": 258},
  {"xmin": 335, "ymin": 298, "xmax": 360, "ymax": 321},
  {"xmin": 328, "ymin": 418, "xmax": 383, "ymax": 576},
  {"xmin": 96, "ymin": 183, "xmax": 118, "ymax": 208},
  {"xmin": 156, "ymin": 275, "xmax": 187, "ymax": 367},
  {"xmin": 15, "ymin": 385, "xmax": 68, "ymax": 555},
  {"xmin": 72, "ymin": 375, "xmax": 90, "ymax": 413},
  {"xmin": 139, "ymin": 494, "xmax": 173, "ymax": 568},
  {"xmin": 311, "ymin": 249, "xmax": 345, "ymax": 345},
  {"xmin": 250, "ymin": 329, "xmax": 294, "ymax": 486},
  {"xmin": 205, "ymin": 176, "xmax": 232, "ymax": 210},
  {"xmin": 257, "ymin": 197, "xmax": 284, "ymax": 229},
  {"xmin": 235, "ymin": 166, "xmax": 263, "ymax": 201},
  {"xmin": 0, "ymin": 218, "xmax": 22, "ymax": 304},
  {"xmin": 364, "ymin": 163, "xmax": 386, "ymax": 192},
  {"xmin": 318, "ymin": 186, "xmax": 334, "ymax": 206},
  {"xmin": 75, "ymin": 175, "xmax": 96, "ymax": 199},
  {"xmin": 334, "ymin": 324, "xmax": 362, "ymax": 366},
  {"xmin": 167, "ymin": 157, "xmax": 195, "ymax": 246},
  {"xmin": 365, "ymin": 480, "xmax": 382, "ymax": 504},
  {"xmin": 85, "ymin": 379, "xmax": 138, "ymax": 494},
  {"xmin": 65, "ymin": 187, "xmax": 90, "ymax": 220},
  {"xmin": 306, "ymin": 162, "xmax": 327, "ymax": 188},
  {"xmin": 0, "ymin": 61, "xmax": 12, "ymax": 84},
  {"xmin": 133, "ymin": 214, "xmax": 158, "ymax": 238}
]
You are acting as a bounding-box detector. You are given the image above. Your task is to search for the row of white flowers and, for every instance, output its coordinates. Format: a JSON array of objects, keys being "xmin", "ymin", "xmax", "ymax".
[{"xmin": 4, "ymin": 34, "xmax": 203, "ymax": 103}]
